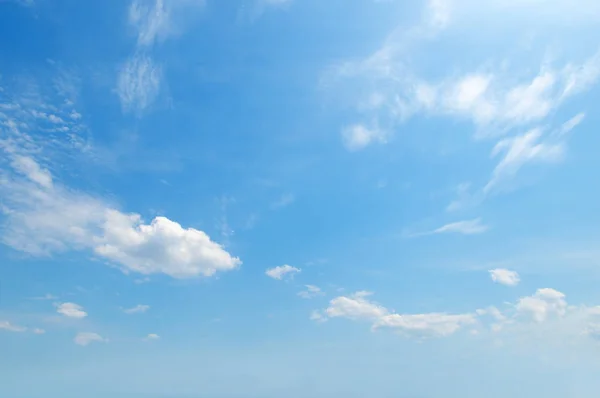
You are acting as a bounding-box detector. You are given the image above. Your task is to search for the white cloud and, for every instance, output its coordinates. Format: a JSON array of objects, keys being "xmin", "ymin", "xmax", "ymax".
[
  {"xmin": 10, "ymin": 155, "xmax": 53, "ymax": 189},
  {"xmin": 0, "ymin": 128, "xmax": 241, "ymax": 279},
  {"xmin": 56, "ymin": 302, "xmax": 87, "ymax": 319},
  {"xmin": 374, "ymin": 313, "xmax": 476, "ymax": 338},
  {"xmin": 298, "ymin": 285, "xmax": 324, "ymax": 299},
  {"xmin": 341, "ymin": 124, "xmax": 386, "ymax": 151},
  {"xmin": 123, "ymin": 304, "xmax": 150, "ymax": 314},
  {"xmin": 117, "ymin": 54, "xmax": 161, "ymax": 113},
  {"xmin": 325, "ymin": 0, "xmax": 599, "ymax": 195},
  {"xmin": 315, "ymin": 287, "xmax": 600, "ymax": 342},
  {"xmin": 310, "ymin": 310, "xmax": 327, "ymax": 323},
  {"xmin": 128, "ymin": 0, "xmax": 206, "ymax": 46},
  {"xmin": 265, "ymin": 264, "xmax": 300, "ymax": 280},
  {"xmin": 74, "ymin": 332, "xmax": 106, "ymax": 346},
  {"xmin": 484, "ymin": 128, "xmax": 563, "ymax": 194},
  {"xmin": 144, "ymin": 333, "xmax": 160, "ymax": 341},
  {"xmin": 0, "ymin": 321, "xmax": 27, "ymax": 332},
  {"xmin": 129, "ymin": 0, "xmax": 170, "ymax": 47},
  {"xmin": 32, "ymin": 328, "xmax": 46, "ymax": 334},
  {"xmin": 489, "ymin": 268, "xmax": 520, "ymax": 286},
  {"xmin": 3, "ymin": 72, "xmax": 235, "ymax": 281},
  {"xmin": 516, "ymin": 288, "xmax": 567, "ymax": 323},
  {"xmin": 317, "ymin": 291, "xmax": 475, "ymax": 339},
  {"xmin": 326, "ymin": 291, "xmax": 389, "ymax": 321},
  {"xmin": 433, "ymin": 218, "xmax": 488, "ymax": 235}
]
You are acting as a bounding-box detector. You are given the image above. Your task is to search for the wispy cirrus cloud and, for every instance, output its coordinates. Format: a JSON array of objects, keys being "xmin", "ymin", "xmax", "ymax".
[
  {"xmin": 117, "ymin": 54, "xmax": 161, "ymax": 114},
  {"xmin": 325, "ymin": 0, "xmax": 600, "ymax": 207},
  {"xmin": 117, "ymin": 0, "xmax": 205, "ymax": 114},
  {"xmin": 407, "ymin": 218, "xmax": 488, "ymax": 237}
]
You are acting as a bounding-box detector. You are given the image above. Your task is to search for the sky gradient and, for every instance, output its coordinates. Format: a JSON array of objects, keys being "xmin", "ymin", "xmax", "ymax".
[{"xmin": 2, "ymin": 1, "xmax": 600, "ymax": 397}]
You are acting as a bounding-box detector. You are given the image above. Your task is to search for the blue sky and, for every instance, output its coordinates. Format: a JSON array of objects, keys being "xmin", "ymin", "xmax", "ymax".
[{"xmin": 2, "ymin": 0, "xmax": 600, "ymax": 397}]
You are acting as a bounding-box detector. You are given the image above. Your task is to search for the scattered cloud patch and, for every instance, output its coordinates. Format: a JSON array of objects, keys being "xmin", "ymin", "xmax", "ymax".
[
  {"xmin": 317, "ymin": 291, "xmax": 475, "ymax": 339},
  {"xmin": 0, "ymin": 321, "xmax": 27, "ymax": 333},
  {"xmin": 123, "ymin": 304, "xmax": 150, "ymax": 314},
  {"xmin": 56, "ymin": 302, "xmax": 87, "ymax": 319},
  {"xmin": 144, "ymin": 333, "xmax": 160, "ymax": 341},
  {"xmin": 117, "ymin": 54, "xmax": 161, "ymax": 114},
  {"xmin": 298, "ymin": 285, "xmax": 324, "ymax": 299},
  {"xmin": 265, "ymin": 264, "xmax": 300, "ymax": 280},
  {"xmin": 32, "ymin": 328, "xmax": 46, "ymax": 334},
  {"xmin": 74, "ymin": 332, "xmax": 106, "ymax": 346},
  {"xmin": 516, "ymin": 288, "xmax": 567, "ymax": 322},
  {"xmin": 341, "ymin": 124, "xmax": 386, "ymax": 151},
  {"xmin": 489, "ymin": 268, "xmax": 520, "ymax": 286},
  {"xmin": 0, "ymin": 111, "xmax": 242, "ymax": 279}
]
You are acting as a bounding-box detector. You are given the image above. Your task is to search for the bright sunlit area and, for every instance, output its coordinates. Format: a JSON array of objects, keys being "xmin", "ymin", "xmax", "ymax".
[{"xmin": 2, "ymin": 1, "xmax": 600, "ymax": 397}]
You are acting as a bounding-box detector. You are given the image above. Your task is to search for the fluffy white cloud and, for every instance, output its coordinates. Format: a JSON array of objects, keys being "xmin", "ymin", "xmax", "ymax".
[
  {"xmin": 489, "ymin": 268, "xmax": 520, "ymax": 286},
  {"xmin": 516, "ymin": 288, "xmax": 567, "ymax": 323},
  {"xmin": 326, "ymin": 291, "xmax": 389, "ymax": 321},
  {"xmin": 317, "ymin": 291, "xmax": 474, "ymax": 339},
  {"xmin": 0, "ymin": 131, "xmax": 241, "ymax": 279},
  {"xmin": 74, "ymin": 332, "xmax": 106, "ymax": 346},
  {"xmin": 0, "ymin": 321, "xmax": 27, "ymax": 332},
  {"xmin": 123, "ymin": 304, "xmax": 150, "ymax": 314},
  {"xmin": 56, "ymin": 302, "xmax": 87, "ymax": 319},
  {"xmin": 265, "ymin": 264, "xmax": 300, "ymax": 280},
  {"xmin": 298, "ymin": 285, "xmax": 324, "ymax": 299},
  {"xmin": 315, "ymin": 287, "xmax": 600, "ymax": 341},
  {"xmin": 96, "ymin": 211, "xmax": 241, "ymax": 278},
  {"xmin": 117, "ymin": 54, "xmax": 161, "ymax": 113}
]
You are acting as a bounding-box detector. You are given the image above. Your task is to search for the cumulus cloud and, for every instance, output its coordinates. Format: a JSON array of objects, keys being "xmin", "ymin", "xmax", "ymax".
[
  {"xmin": 516, "ymin": 288, "xmax": 567, "ymax": 323},
  {"xmin": 326, "ymin": 291, "xmax": 388, "ymax": 321},
  {"xmin": 315, "ymin": 287, "xmax": 600, "ymax": 341},
  {"xmin": 265, "ymin": 264, "xmax": 300, "ymax": 280},
  {"xmin": 317, "ymin": 291, "xmax": 475, "ymax": 339},
  {"xmin": 74, "ymin": 332, "xmax": 106, "ymax": 346},
  {"xmin": 0, "ymin": 114, "xmax": 241, "ymax": 279},
  {"xmin": 122, "ymin": 304, "xmax": 150, "ymax": 314},
  {"xmin": 489, "ymin": 268, "xmax": 520, "ymax": 286},
  {"xmin": 56, "ymin": 302, "xmax": 87, "ymax": 319}
]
